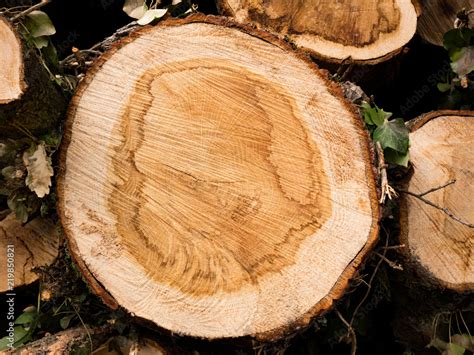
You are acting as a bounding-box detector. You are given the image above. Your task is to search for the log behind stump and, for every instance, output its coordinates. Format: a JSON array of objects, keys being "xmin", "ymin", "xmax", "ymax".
[
  {"xmin": 417, "ymin": 0, "xmax": 474, "ymax": 46},
  {"xmin": 0, "ymin": 15, "xmax": 67, "ymax": 138},
  {"xmin": 58, "ymin": 15, "xmax": 380, "ymax": 340},
  {"xmin": 217, "ymin": 0, "xmax": 418, "ymax": 64},
  {"xmin": 0, "ymin": 16, "xmax": 25, "ymax": 104},
  {"xmin": 0, "ymin": 214, "xmax": 59, "ymax": 292},
  {"xmin": 400, "ymin": 110, "xmax": 474, "ymax": 291}
]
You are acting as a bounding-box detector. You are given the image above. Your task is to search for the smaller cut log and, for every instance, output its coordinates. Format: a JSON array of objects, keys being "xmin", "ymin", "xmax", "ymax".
[
  {"xmin": 0, "ymin": 213, "xmax": 59, "ymax": 292},
  {"xmin": 417, "ymin": 0, "xmax": 474, "ymax": 46},
  {"xmin": 0, "ymin": 16, "xmax": 25, "ymax": 104},
  {"xmin": 0, "ymin": 15, "xmax": 67, "ymax": 138},
  {"xmin": 217, "ymin": 0, "xmax": 418, "ymax": 64},
  {"xmin": 400, "ymin": 110, "xmax": 474, "ymax": 291}
]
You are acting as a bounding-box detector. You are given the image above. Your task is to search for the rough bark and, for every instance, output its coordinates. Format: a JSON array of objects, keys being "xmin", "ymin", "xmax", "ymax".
[
  {"xmin": 417, "ymin": 0, "xmax": 474, "ymax": 46},
  {"xmin": 217, "ymin": 0, "xmax": 418, "ymax": 64},
  {"xmin": 14, "ymin": 327, "xmax": 111, "ymax": 355},
  {"xmin": 0, "ymin": 15, "xmax": 67, "ymax": 138},
  {"xmin": 0, "ymin": 213, "xmax": 59, "ymax": 292},
  {"xmin": 399, "ymin": 110, "xmax": 474, "ymax": 292},
  {"xmin": 57, "ymin": 15, "xmax": 379, "ymax": 341}
]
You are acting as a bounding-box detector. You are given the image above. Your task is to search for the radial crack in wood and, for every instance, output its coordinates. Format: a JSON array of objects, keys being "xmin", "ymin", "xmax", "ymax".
[
  {"xmin": 217, "ymin": 0, "xmax": 418, "ymax": 63},
  {"xmin": 0, "ymin": 214, "xmax": 59, "ymax": 292},
  {"xmin": 0, "ymin": 16, "xmax": 25, "ymax": 103},
  {"xmin": 58, "ymin": 15, "xmax": 379, "ymax": 340},
  {"xmin": 400, "ymin": 111, "xmax": 474, "ymax": 291}
]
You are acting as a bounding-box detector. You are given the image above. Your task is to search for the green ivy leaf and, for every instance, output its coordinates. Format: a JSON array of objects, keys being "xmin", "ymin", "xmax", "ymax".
[
  {"xmin": 24, "ymin": 11, "xmax": 56, "ymax": 38},
  {"xmin": 360, "ymin": 102, "xmax": 391, "ymax": 127},
  {"xmin": 1, "ymin": 166, "xmax": 16, "ymax": 179},
  {"xmin": 42, "ymin": 42, "xmax": 59, "ymax": 67},
  {"xmin": 443, "ymin": 28, "xmax": 474, "ymax": 53},
  {"xmin": 15, "ymin": 312, "xmax": 37, "ymax": 325},
  {"xmin": 447, "ymin": 342, "xmax": 466, "ymax": 355},
  {"xmin": 373, "ymin": 118, "xmax": 409, "ymax": 153},
  {"xmin": 31, "ymin": 36, "xmax": 49, "ymax": 49},
  {"xmin": 59, "ymin": 314, "xmax": 75, "ymax": 330},
  {"xmin": 7, "ymin": 192, "xmax": 28, "ymax": 223},
  {"xmin": 384, "ymin": 148, "xmax": 410, "ymax": 167},
  {"xmin": 437, "ymin": 82, "xmax": 452, "ymax": 92},
  {"xmin": 451, "ymin": 46, "xmax": 474, "ymax": 76},
  {"xmin": 0, "ymin": 326, "xmax": 30, "ymax": 351},
  {"xmin": 0, "ymin": 336, "xmax": 11, "ymax": 352},
  {"xmin": 360, "ymin": 102, "xmax": 375, "ymax": 125},
  {"xmin": 12, "ymin": 326, "xmax": 31, "ymax": 348},
  {"xmin": 452, "ymin": 334, "xmax": 474, "ymax": 352}
]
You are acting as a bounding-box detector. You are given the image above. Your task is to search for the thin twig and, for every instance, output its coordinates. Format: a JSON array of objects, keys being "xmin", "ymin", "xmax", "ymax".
[
  {"xmin": 349, "ymin": 228, "xmax": 389, "ymax": 329},
  {"xmin": 455, "ymin": 312, "xmax": 462, "ymax": 336},
  {"xmin": 379, "ymin": 244, "xmax": 405, "ymax": 250},
  {"xmin": 419, "ymin": 179, "xmax": 456, "ymax": 197},
  {"xmin": 432, "ymin": 313, "xmax": 441, "ymax": 340},
  {"xmin": 92, "ymin": 21, "xmax": 138, "ymax": 49},
  {"xmin": 60, "ymin": 21, "xmax": 138, "ymax": 67},
  {"xmin": 375, "ymin": 142, "xmax": 398, "ymax": 204},
  {"xmin": 0, "ymin": 5, "xmax": 29, "ymax": 16},
  {"xmin": 374, "ymin": 252, "xmax": 403, "ymax": 270},
  {"xmin": 459, "ymin": 311, "xmax": 472, "ymax": 338},
  {"xmin": 399, "ymin": 189, "xmax": 473, "ymax": 228},
  {"xmin": 335, "ymin": 229, "xmax": 390, "ymax": 354},
  {"xmin": 10, "ymin": 122, "xmax": 37, "ymax": 142},
  {"xmin": 335, "ymin": 309, "xmax": 357, "ymax": 355},
  {"xmin": 71, "ymin": 303, "xmax": 93, "ymax": 353},
  {"xmin": 10, "ymin": 0, "xmax": 51, "ymax": 21}
]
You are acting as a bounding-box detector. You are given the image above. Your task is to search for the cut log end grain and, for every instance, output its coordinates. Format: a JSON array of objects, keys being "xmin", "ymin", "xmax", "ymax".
[
  {"xmin": 218, "ymin": 0, "xmax": 418, "ymax": 64},
  {"xmin": 0, "ymin": 16, "xmax": 25, "ymax": 103},
  {"xmin": 0, "ymin": 15, "xmax": 66, "ymax": 138},
  {"xmin": 58, "ymin": 15, "xmax": 379, "ymax": 340},
  {"xmin": 400, "ymin": 111, "xmax": 474, "ymax": 292},
  {"xmin": 0, "ymin": 214, "xmax": 59, "ymax": 292},
  {"xmin": 417, "ymin": 0, "xmax": 474, "ymax": 46}
]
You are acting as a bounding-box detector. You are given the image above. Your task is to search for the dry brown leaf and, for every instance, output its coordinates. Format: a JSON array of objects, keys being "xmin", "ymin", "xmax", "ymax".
[{"xmin": 23, "ymin": 142, "xmax": 53, "ymax": 198}]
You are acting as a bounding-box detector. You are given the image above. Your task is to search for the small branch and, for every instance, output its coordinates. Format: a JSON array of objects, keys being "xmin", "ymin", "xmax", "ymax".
[
  {"xmin": 71, "ymin": 303, "xmax": 93, "ymax": 354},
  {"xmin": 399, "ymin": 188, "xmax": 473, "ymax": 228},
  {"xmin": 10, "ymin": 0, "xmax": 51, "ymax": 22},
  {"xmin": 60, "ymin": 22, "xmax": 138, "ymax": 68},
  {"xmin": 335, "ymin": 309, "xmax": 357, "ymax": 355},
  {"xmin": 376, "ymin": 142, "xmax": 398, "ymax": 204},
  {"xmin": 333, "ymin": 56, "xmax": 354, "ymax": 81},
  {"xmin": 374, "ymin": 252, "xmax": 404, "ymax": 270},
  {"xmin": 0, "ymin": 6, "xmax": 29, "ymax": 17},
  {"xmin": 379, "ymin": 244, "xmax": 405, "ymax": 250},
  {"xmin": 334, "ymin": 230, "xmax": 390, "ymax": 354},
  {"xmin": 419, "ymin": 179, "xmax": 456, "ymax": 197},
  {"xmin": 348, "ymin": 228, "xmax": 389, "ymax": 330},
  {"xmin": 454, "ymin": 9, "xmax": 474, "ymax": 28}
]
